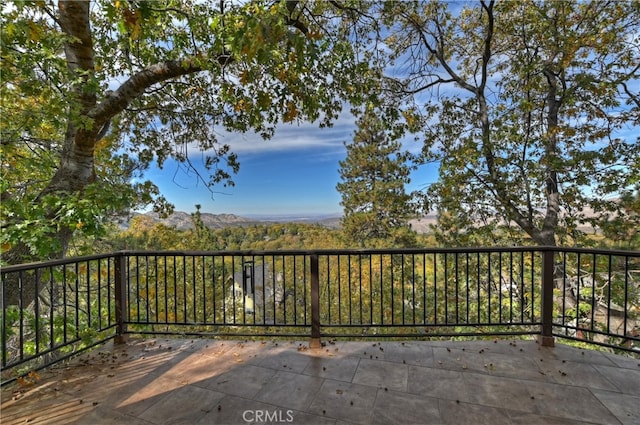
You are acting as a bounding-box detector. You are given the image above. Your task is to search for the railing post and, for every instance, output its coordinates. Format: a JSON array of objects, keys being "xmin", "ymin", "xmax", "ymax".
[
  {"xmin": 114, "ymin": 253, "xmax": 128, "ymax": 344},
  {"xmin": 538, "ymin": 248, "xmax": 555, "ymax": 347},
  {"xmin": 309, "ymin": 253, "xmax": 322, "ymax": 349}
]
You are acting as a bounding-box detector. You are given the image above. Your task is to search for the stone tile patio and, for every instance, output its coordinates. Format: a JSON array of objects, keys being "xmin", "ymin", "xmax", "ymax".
[{"xmin": 2, "ymin": 337, "xmax": 639, "ymax": 425}]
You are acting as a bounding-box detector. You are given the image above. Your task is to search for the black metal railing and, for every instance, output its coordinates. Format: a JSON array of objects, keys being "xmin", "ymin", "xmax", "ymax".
[
  {"xmin": 1, "ymin": 254, "xmax": 119, "ymax": 383},
  {"xmin": 316, "ymin": 249, "xmax": 542, "ymax": 337},
  {"xmin": 121, "ymin": 251, "xmax": 312, "ymax": 337},
  {"xmin": 2, "ymin": 247, "xmax": 639, "ymax": 383}
]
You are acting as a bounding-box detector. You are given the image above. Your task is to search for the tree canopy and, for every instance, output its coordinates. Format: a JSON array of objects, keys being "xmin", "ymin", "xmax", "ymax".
[
  {"xmin": 372, "ymin": 0, "xmax": 640, "ymax": 246},
  {"xmin": 2, "ymin": 0, "xmax": 639, "ymax": 276},
  {"xmin": 1, "ymin": 0, "xmax": 375, "ymax": 266},
  {"xmin": 0, "ymin": 0, "xmax": 382, "ymax": 308}
]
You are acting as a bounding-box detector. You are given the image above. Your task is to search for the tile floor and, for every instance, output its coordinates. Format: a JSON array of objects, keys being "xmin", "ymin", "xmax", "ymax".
[{"xmin": 1, "ymin": 337, "xmax": 639, "ymax": 425}]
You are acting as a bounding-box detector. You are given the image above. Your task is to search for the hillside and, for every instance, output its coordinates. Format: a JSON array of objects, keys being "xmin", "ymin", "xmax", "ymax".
[
  {"xmin": 408, "ymin": 216, "xmax": 438, "ymax": 233},
  {"xmin": 124, "ymin": 211, "xmax": 437, "ymax": 233},
  {"xmin": 126, "ymin": 211, "xmax": 260, "ymax": 230},
  {"xmin": 127, "ymin": 211, "xmax": 344, "ymax": 231}
]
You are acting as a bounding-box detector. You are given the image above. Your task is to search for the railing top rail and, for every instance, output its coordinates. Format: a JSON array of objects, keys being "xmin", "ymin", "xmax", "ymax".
[
  {"xmin": 550, "ymin": 246, "xmax": 640, "ymax": 257},
  {"xmin": 101, "ymin": 246, "xmax": 640, "ymax": 257},
  {"xmin": 110, "ymin": 246, "xmax": 559, "ymax": 257},
  {"xmin": 2, "ymin": 246, "xmax": 638, "ymax": 274},
  {"xmin": 0, "ymin": 252, "xmax": 119, "ymax": 273}
]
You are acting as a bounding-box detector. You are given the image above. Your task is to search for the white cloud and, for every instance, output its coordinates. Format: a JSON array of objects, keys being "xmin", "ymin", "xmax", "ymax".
[{"xmin": 211, "ymin": 110, "xmax": 357, "ymax": 156}]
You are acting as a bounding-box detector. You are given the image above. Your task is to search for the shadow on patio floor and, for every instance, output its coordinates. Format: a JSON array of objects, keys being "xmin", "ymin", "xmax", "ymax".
[{"xmin": 2, "ymin": 337, "xmax": 639, "ymax": 425}]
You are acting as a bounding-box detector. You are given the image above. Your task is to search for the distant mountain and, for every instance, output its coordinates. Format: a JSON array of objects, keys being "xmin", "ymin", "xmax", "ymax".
[
  {"xmin": 123, "ymin": 211, "xmax": 437, "ymax": 233},
  {"xmin": 125, "ymin": 211, "xmax": 344, "ymax": 230},
  {"xmin": 408, "ymin": 215, "xmax": 438, "ymax": 233},
  {"xmin": 122, "ymin": 208, "xmax": 604, "ymax": 235},
  {"xmin": 243, "ymin": 213, "xmax": 343, "ymax": 229},
  {"xmin": 127, "ymin": 211, "xmax": 260, "ymax": 230}
]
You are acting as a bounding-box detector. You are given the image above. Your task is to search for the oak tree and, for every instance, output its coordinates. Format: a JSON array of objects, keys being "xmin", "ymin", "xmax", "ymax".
[
  {"xmin": 376, "ymin": 0, "xmax": 640, "ymax": 246},
  {"xmin": 1, "ymin": 0, "xmax": 371, "ymax": 305}
]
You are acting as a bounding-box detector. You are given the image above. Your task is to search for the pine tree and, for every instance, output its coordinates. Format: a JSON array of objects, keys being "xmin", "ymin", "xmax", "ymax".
[{"xmin": 337, "ymin": 110, "xmax": 417, "ymax": 248}]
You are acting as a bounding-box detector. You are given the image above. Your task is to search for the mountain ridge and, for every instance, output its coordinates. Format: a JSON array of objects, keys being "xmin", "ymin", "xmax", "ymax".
[
  {"xmin": 126, "ymin": 211, "xmax": 438, "ymax": 233},
  {"xmin": 128, "ymin": 211, "xmax": 344, "ymax": 230}
]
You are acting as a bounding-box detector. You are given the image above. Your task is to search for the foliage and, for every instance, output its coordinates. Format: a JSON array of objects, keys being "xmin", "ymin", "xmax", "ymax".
[
  {"xmin": 0, "ymin": 0, "xmax": 370, "ymax": 269},
  {"xmin": 113, "ymin": 212, "xmax": 345, "ymax": 252},
  {"xmin": 1, "ymin": 0, "xmax": 378, "ymax": 312},
  {"xmin": 599, "ymin": 192, "xmax": 640, "ymax": 249},
  {"xmin": 337, "ymin": 109, "xmax": 418, "ymax": 248},
  {"xmin": 371, "ymin": 0, "xmax": 640, "ymax": 246},
  {"xmin": 1, "ymin": 260, "xmax": 115, "ymax": 380},
  {"xmin": 3, "ymin": 233, "xmax": 638, "ymax": 378}
]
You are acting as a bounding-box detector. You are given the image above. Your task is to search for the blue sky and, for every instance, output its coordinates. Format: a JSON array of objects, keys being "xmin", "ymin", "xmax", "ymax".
[{"xmin": 144, "ymin": 112, "xmax": 439, "ymax": 217}]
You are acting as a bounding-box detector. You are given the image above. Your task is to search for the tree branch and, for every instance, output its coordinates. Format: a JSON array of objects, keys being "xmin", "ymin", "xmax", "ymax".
[
  {"xmin": 478, "ymin": 0, "xmax": 494, "ymax": 92},
  {"xmin": 405, "ymin": 11, "xmax": 477, "ymax": 95},
  {"xmin": 285, "ymin": 1, "xmax": 309, "ymax": 34},
  {"xmin": 89, "ymin": 59, "xmax": 207, "ymax": 123},
  {"xmin": 58, "ymin": 1, "xmax": 95, "ymax": 112},
  {"xmin": 621, "ymin": 81, "xmax": 640, "ymax": 110}
]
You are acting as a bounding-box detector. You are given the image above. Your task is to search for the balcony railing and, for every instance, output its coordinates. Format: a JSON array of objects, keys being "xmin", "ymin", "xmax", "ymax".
[{"xmin": 2, "ymin": 246, "xmax": 639, "ymax": 383}]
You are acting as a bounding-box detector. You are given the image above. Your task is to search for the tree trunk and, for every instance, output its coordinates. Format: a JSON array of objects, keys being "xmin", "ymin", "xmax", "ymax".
[
  {"xmin": 1, "ymin": 0, "xmax": 302, "ymax": 308},
  {"xmin": 539, "ymin": 67, "xmax": 562, "ymax": 247},
  {"xmin": 1, "ymin": 1, "xmax": 200, "ymax": 306}
]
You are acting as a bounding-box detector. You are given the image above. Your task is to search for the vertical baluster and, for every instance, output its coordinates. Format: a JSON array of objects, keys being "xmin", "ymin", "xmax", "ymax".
[
  {"xmin": 539, "ymin": 248, "xmax": 555, "ymax": 347},
  {"xmin": 310, "ymin": 253, "xmax": 321, "ymax": 348}
]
